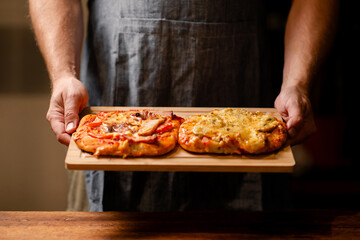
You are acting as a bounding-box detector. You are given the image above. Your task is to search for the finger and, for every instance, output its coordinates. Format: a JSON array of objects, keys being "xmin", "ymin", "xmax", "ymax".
[
  {"xmin": 286, "ymin": 105, "xmax": 303, "ymax": 131},
  {"xmin": 277, "ymin": 109, "xmax": 290, "ymax": 123},
  {"xmin": 288, "ymin": 128, "xmax": 307, "ymax": 146},
  {"xmin": 64, "ymin": 100, "xmax": 80, "ymax": 134},
  {"xmin": 288, "ymin": 120, "xmax": 316, "ymax": 146},
  {"xmin": 275, "ymin": 97, "xmax": 287, "ymax": 120},
  {"xmin": 283, "ymin": 101, "xmax": 305, "ymax": 140},
  {"xmin": 57, "ymin": 132, "xmax": 71, "ymax": 146},
  {"xmin": 48, "ymin": 116, "xmax": 71, "ymax": 145}
]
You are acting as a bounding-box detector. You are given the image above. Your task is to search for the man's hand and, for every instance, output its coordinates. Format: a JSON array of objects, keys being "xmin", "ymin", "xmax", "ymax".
[
  {"xmin": 29, "ymin": 0, "xmax": 85, "ymax": 145},
  {"xmin": 275, "ymin": 86, "xmax": 316, "ymax": 145},
  {"xmin": 276, "ymin": 0, "xmax": 339, "ymax": 145},
  {"xmin": 46, "ymin": 77, "xmax": 89, "ymax": 146}
]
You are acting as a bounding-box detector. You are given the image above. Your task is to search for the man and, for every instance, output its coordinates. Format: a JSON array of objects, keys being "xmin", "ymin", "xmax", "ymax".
[{"xmin": 29, "ymin": 0, "xmax": 338, "ymax": 211}]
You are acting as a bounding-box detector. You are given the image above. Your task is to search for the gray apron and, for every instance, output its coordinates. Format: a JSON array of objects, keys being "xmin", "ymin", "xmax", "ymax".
[{"xmin": 81, "ymin": 0, "xmax": 280, "ymax": 212}]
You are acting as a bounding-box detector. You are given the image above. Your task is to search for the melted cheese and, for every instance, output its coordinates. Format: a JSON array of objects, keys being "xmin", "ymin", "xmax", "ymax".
[{"xmin": 190, "ymin": 108, "xmax": 280, "ymax": 152}]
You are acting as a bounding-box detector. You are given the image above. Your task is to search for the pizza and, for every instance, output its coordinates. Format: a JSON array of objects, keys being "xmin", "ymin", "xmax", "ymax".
[
  {"xmin": 73, "ymin": 110, "xmax": 183, "ymax": 157},
  {"xmin": 178, "ymin": 108, "xmax": 287, "ymax": 155}
]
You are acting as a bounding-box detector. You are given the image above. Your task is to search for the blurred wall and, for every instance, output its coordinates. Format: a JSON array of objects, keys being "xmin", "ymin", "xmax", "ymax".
[{"xmin": 0, "ymin": 1, "xmax": 68, "ymax": 210}]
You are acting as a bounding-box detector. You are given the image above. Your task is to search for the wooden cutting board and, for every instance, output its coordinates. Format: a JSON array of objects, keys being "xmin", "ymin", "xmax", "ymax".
[{"xmin": 65, "ymin": 107, "xmax": 295, "ymax": 172}]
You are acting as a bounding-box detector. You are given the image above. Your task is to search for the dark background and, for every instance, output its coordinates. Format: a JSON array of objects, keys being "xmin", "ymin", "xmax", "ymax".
[{"xmin": 265, "ymin": 1, "xmax": 360, "ymax": 210}]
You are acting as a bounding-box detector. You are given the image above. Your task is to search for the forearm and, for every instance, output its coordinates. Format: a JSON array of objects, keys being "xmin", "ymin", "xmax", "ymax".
[
  {"xmin": 29, "ymin": 0, "xmax": 84, "ymax": 84},
  {"xmin": 282, "ymin": 0, "xmax": 339, "ymax": 93}
]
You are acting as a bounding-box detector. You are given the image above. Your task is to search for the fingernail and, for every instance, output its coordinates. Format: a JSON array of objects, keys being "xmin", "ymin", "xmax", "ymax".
[{"xmin": 66, "ymin": 122, "xmax": 74, "ymax": 132}]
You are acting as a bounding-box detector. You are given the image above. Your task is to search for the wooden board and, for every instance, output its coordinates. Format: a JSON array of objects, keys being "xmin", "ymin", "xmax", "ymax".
[{"xmin": 65, "ymin": 107, "xmax": 295, "ymax": 172}]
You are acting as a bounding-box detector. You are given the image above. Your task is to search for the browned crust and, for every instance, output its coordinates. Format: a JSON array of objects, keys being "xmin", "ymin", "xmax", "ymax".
[
  {"xmin": 178, "ymin": 115, "xmax": 288, "ymax": 155},
  {"xmin": 73, "ymin": 111, "xmax": 181, "ymax": 157}
]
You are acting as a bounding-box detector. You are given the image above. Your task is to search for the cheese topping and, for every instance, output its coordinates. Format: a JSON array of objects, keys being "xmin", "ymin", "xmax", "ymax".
[
  {"xmin": 190, "ymin": 108, "xmax": 280, "ymax": 152},
  {"xmin": 89, "ymin": 111, "xmax": 169, "ymax": 142}
]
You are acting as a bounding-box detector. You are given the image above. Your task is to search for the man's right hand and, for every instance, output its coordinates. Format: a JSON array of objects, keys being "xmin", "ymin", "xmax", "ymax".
[
  {"xmin": 46, "ymin": 77, "xmax": 89, "ymax": 146},
  {"xmin": 29, "ymin": 0, "xmax": 85, "ymax": 145}
]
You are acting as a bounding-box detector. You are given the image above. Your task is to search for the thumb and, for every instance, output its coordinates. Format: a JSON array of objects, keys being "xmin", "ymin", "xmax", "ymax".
[
  {"xmin": 285, "ymin": 105, "xmax": 303, "ymax": 138},
  {"xmin": 64, "ymin": 101, "xmax": 80, "ymax": 134}
]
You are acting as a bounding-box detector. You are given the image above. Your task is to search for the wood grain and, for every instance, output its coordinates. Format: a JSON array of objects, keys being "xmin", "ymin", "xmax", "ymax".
[
  {"xmin": 1, "ymin": 210, "xmax": 360, "ymax": 239},
  {"xmin": 65, "ymin": 107, "xmax": 295, "ymax": 172}
]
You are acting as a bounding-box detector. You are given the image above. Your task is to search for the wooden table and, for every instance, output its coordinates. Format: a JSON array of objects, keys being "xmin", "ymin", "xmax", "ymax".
[{"xmin": 1, "ymin": 210, "xmax": 360, "ymax": 239}]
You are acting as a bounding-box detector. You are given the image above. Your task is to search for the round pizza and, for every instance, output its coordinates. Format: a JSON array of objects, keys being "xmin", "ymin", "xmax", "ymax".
[
  {"xmin": 178, "ymin": 108, "xmax": 287, "ymax": 155},
  {"xmin": 73, "ymin": 110, "xmax": 183, "ymax": 157}
]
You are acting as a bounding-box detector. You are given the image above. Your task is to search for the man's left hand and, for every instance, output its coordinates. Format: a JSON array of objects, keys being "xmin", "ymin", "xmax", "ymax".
[{"xmin": 275, "ymin": 86, "xmax": 317, "ymax": 145}]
